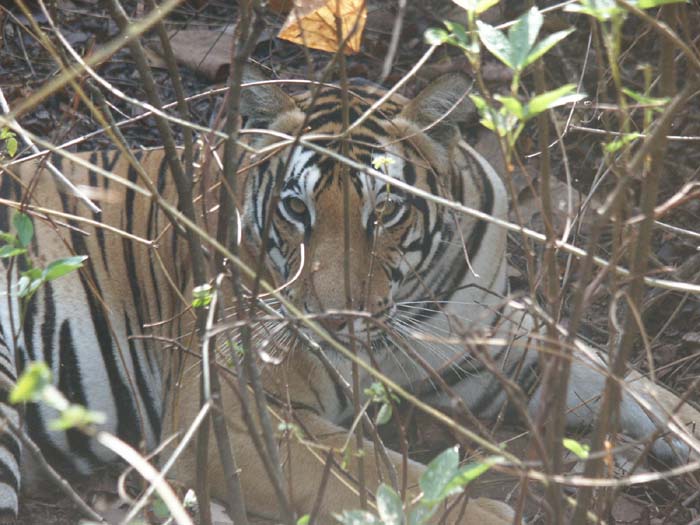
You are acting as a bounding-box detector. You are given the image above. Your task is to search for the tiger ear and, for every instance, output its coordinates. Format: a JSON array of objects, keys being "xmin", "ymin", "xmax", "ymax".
[
  {"xmin": 399, "ymin": 73, "xmax": 477, "ymax": 144},
  {"xmin": 240, "ymin": 67, "xmax": 297, "ymax": 123}
]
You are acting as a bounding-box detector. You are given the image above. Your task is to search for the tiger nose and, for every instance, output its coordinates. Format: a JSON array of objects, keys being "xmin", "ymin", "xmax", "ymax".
[{"xmin": 319, "ymin": 314, "xmax": 347, "ymax": 332}]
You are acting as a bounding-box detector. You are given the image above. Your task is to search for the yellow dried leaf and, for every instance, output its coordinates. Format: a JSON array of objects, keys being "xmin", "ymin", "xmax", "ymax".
[{"xmin": 278, "ymin": 0, "xmax": 367, "ymax": 55}]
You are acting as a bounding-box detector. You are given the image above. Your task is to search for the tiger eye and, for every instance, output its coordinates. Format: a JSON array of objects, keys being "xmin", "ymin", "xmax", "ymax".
[
  {"xmin": 285, "ymin": 197, "xmax": 308, "ymax": 216},
  {"xmin": 376, "ymin": 199, "xmax": 399, "ymax": 218}
]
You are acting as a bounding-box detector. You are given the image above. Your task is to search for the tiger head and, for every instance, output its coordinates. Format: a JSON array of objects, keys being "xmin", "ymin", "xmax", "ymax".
[{"xmin": 239, "ymin": 73, "xmax": 505, "ymax": 372}]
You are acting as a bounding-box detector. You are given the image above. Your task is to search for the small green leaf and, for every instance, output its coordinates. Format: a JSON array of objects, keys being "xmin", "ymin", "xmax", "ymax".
[
  {"xmin": 621, "ymin": 88, "xmax": 669, "ymax": 108},
  {"xmin": 6, "ymin": 137, "xmax": 17, "ymax": 158},
  {"xmin": 17, "ymin": 268, "xmax": 43, "ymax": 299},
  {"xmin": 375, "ymin": 403, "xmax": 393, "ymax": 425},
  {"xmin": 376, "ymin": 484, "xmax": 405, "ymax": 525},
  {"xmin": 494, "ymin": 95, "xmax": 524, "ymax": 119},
  {"xmin": 334, "ymin": 510, "xmax": 383, "ymax": 525},
  {"xmin": 10, "ymin": 362, "xmax": 52, "ymax": 404},
  {"xmin": 525, "ymin": 84, "xmax": 586, "ymax": 117},
  {"xmin": 507, "ymin": 6, "xmax": 543, "ymax": 70},
  {"xmin": 476, "ymin": 21, "xmax": 513, "ymax": 69},
  {"xmin": 563, "ymin": 438, "xmax": 590, "ymax": 459},
  {"xmin": 13, "ymin": 213, "xmax": 33, "ymax": 248},
  {"xmin": 42, "ymin": 256, "xmax": 88, "ymax": 282},
  {"xmin": 452, "ymin": 0, "xmax": 501, "ymax": 14},
  {"xmin": 0, "ymin": 232, "xmax": 16, "ymax": 244},
  {"xmin": 151, "ymin": 496, "xmax": 171, "ymax": 520},
  {"xmin": 469, "ymin": 94, "xmax": 489, "ymax": 112},
  {"xmin": 419, "ymin": 446, "xmax": 459, "ymax": 505},
  {"xmin": 443, "ymin": 457, "xmax": 501, "ymax": 495},
  {"xmin": 604, "ymin": 132, "xmax": 643, "ymax": 153},
  {"xmin": 49, "ymin": 404, "xmax": 106, "ymax": 431},
  {"xmin": 636, "ymin": 0, "xmax": 687, "ymax": 7},
  {"xmin": 297, "ymin": 515, "xmax": 310, "ymax": 525},
  {"xmin": 192, "ymin": 283, "xmax": 213, "ymax": 308},
  {"xmin": 424, "ymin": 28, "xmax": 450, "ymax": 46},
  {"xmin": 444, "ymin": 21, "xmax": 469, "ymax": 47},
  {"xmin": 278, "ymin": 421, "xmax": 303, "ymax": 440},
  {"xmin": 564, "ymin": 0, "xmax": 622, "ymax": 21},
  {"xmin": 407, "ymin": 504, "xmax": 434, "ymax": 525},
  {"xmin": 0, "ymin": 245, "xmax": 26, "ymax": 259},
  {"xmin": 523, "ymin": 28, "xmax": 575, "ymax": 68},
  {"xmin": 1, "ymin": 129, "xmax": 18, "ymax": 158}
]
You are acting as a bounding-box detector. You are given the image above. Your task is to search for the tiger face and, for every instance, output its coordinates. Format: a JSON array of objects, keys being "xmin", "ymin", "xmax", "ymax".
[{"xmin": 240, "ymin": 74, "xmax": 500, "ymax": 375}]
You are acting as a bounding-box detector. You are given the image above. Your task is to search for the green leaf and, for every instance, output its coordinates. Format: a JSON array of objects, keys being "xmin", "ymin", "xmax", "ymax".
[
  {"xmin": 469, "ymin": 94, "xmax": 489, "ymax": 113},
  {"xmin": 10, "ymin": 362, "xmax": 52, "ymax": 404},
  {"xmin": 564, "ymin": 0, "xmax": 622, "ymax": 21},
  {"xmin": 476, "ymin": 21, "xmax": 513, "ymax": 69},
  {"xmin": 49, "ymin": 404, "xmax": 106, "ymax": 431},
  {"xmin": 494, "ymin": 95, "xmax": 524, "ymax": 119},
  {"xmin": 523, "ymin": 28, "xmax": 575, "ymax": 68},
  {"xmin": 334, "ymin": 510, "xmax": 383, "ymax": 525},
  {"xmin": 444, "ymin": 21, "xmax": 469, "ymax": 47},
  {"xmin": 192, "ymin": 283, "xmax": 213, "ymax": 308},
  {"xmin": 407, "ymin": 504, "xmax": 434, "ymax": 525},
  {"xmin": 507, "ymin": 6, "xmax": 543, "ymax": 70},
  {"xmin": 151, "ymin": 496, "xmax": 171, "ymax": 520},
  {"xmin": 376, "ymin": 484, "xmax": 405, "ymax": 525},
  {"xmin": 5, "ymin": 137, "xmax": 17, "ymax": 157},
  {"xmin": 364, "ymin": 382, "xmax": 387, "ymax": 401},
  {"xmin": 0, "ymin": 232, "xmax": 16, "ymax": 244},
  {"xmin": 1, "ymin": 129, "xmax": 18, "ymax": 158},
  {"xmin": 419, "ymin": 447, "xmax": 459, "ymax": 505},
  {"xmin": 13, "ymin": 213, "xmax": 33, "ymax": 248},
  {"xmin": 0, "ymin": 245, "xmax": 26, "ymax": 259},
  {"xmin": 424, "ymin": 28, "xmax": 450, "ymax": 46},
  {"xmin": 525, "ymin": 84, "xmax": 586, "ymax": 117},
  {"xmin": 475, "ymin": 0, "xmax": 501, "ymax": 14},
  {"xmin": 442, "ymin": 458, "xmax": 501, "ymax": 495},
  {"xmin": 604, "ymin": 132, "xmax": 643, "ymax": 153},
  {"xmin": 297, "ymin": 515, "xmax": 310, "ymax": 525},
  {"xmin": 563, "ymin": 438, "xmax": 590, "ymax": 459},
  {"xmin": 376, "ymin": 403, "xmax": 393, "ymax": 425},
  {"xmin": 452, "ymin": 0, "xmax": 501, "ymax": 14},
  {"xmin": 621, "ymin": 88, "xmax": 669, "ymax": 107},
  {"xmin": 636, "ymin": 0, "xmax": 687, "ymax": 7},
  {"xmin": 42, "ymin": 256, "xmax": 88, "ymax": 282}
]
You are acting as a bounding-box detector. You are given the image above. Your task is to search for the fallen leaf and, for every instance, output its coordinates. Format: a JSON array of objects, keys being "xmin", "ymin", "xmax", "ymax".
[
  {"xmin": 147, "ymin": 26, "xmax": 273, "ymax": 81},
  {"xmin": 278, "ymin": 0, "xmax": 367, "ymax": 54}
]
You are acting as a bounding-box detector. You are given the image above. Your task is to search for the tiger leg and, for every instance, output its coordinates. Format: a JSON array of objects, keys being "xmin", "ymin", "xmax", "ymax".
[
  {"xmin": 164, "ymin": 365, "xmax": 516, "ymax": 524},
  {"xmin": 529, "ymin": 355, "xmax": 700, "ymax": 465}
]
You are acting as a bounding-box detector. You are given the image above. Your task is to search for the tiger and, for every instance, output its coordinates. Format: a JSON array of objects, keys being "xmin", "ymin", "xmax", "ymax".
[
  {"xmin": 0, "ymin": 73, "xmax": 519, "ymax": 524},
  {"xmin": 0, "ymin": 70, "xmax": 697, "ymax": 524}
]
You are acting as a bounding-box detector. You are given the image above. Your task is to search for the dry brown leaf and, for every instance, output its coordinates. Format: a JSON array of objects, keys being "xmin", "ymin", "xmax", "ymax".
[
  {"xmin": 147, "ymin": 26, "xmax": 271, "ymax": 81},
  {"xmin": 278, "ymin": 0, "xmax": 367, "ymax": 54}
]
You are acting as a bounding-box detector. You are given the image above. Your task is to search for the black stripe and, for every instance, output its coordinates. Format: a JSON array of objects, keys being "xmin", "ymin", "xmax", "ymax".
[
  {"xmin": 20, "ymin": 262, "xmax": 37, "ymax": 363},
  {"xmin": 0, "ymin": 361, "xmax": 16, "ymax": 386},
  {"xmin": 65, "ymin": 208, "xmax": 142, "ymax": 448},
  {"xmin": 88, "ymin": 151, "xmax": 109, "ymax": 274},
  {"xmin": 40, "ymin": 281, "xmax": 56, "ymax": 369},
  {"xmin": 125, "ymin": 315, "xmax": 161, "ymax": 440},
  {"xmin": 57, "ymin": 320, "xmax": 101, "ymax": 467},
  {"xmin": 0, "ymin": 432, "xmax": 21, "ymax": 465},
  {"xmin": 124, "ymin": 152, "xmax": 148, "ymax": 332},
  {"xmin": 26, "ymin": 402, "xmax": 75, "ymax": 475},
  {"xmin": 0, "ymin": 462, "xmax": 18, "ymax": 494}
]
